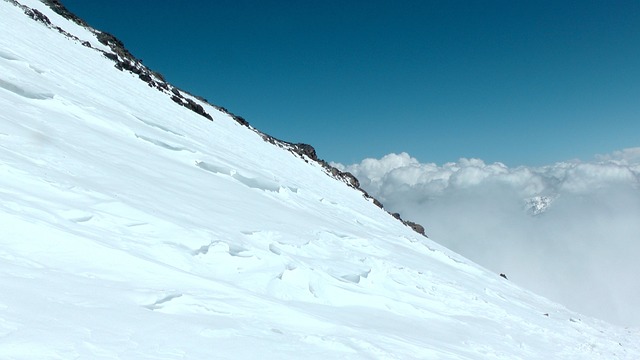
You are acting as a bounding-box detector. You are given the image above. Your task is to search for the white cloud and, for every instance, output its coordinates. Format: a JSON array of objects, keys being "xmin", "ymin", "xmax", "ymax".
[
  {"xmin": 338, "ymin": 148, "xmax": 640, "ymax": 326},
  {"xmin": 596, "ymin": 147, "xmax": 640, "ymax": 164}
]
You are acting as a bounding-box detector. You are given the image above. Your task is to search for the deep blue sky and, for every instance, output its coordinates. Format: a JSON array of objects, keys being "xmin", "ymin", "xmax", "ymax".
[{"xmin": 62, "ymin": 0, "xmax": 640, "ymax": 166}]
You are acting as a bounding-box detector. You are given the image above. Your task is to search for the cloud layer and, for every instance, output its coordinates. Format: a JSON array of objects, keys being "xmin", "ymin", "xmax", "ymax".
[{"xmin": 335, "ymin": 148, "xmax": 640, "ymax": 326}]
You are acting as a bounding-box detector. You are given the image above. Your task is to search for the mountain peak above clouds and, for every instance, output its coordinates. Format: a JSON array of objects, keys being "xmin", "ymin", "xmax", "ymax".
[
  {"xmin": 341, "ymin": 152, "xmax": 640, "ymax": 326},
  {"xmin": 1, "ymin": 0, "xmax": 639, "ymax": 358},
  {"xmin": 524, "ymin": 195, "xmax": 555, "ymax": 215}
]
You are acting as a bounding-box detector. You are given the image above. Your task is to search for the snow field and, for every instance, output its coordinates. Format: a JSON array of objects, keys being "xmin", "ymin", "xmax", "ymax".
[{"xmin": 0, "ymin": 1, "xmax": 639, "ymax": 358}]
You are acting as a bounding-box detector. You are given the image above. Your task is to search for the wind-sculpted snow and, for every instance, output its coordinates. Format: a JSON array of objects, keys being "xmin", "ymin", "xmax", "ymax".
[
  {"xmin": 196, "ymin": 161, "xmax": 294, "ymax": 193},
  {"xmin": 0, "ymin": 1, "xmax": 639, "ymax": 359},
  {"xmin": 0, "ymin": 48, "xmax": 52, "ymax": 99},
  {"xmin": 338, "ymin": 152, "xmax": 640, "ymax": 326},
  {"xmin": 0, "ymin": 78, "xmax": 53, "ymax": 99},
  {"xmin": 135, "ymin": 133, "xmax": 193, "ymax": 152}
]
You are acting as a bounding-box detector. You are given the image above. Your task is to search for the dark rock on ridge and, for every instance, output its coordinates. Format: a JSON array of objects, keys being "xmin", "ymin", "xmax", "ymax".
[
  {"xmin": 392, "ymin": 214, "xmax": 427, "ymax": 236},
  {"xmin": 24, "ymin": 8, "xmax": 51, "ymax": 25},
  {"xmin": 403, "ymin": 221, "xmax": 426, "ymax": 236},
  {"xmin": 258, "ymin": 135, "xmax": 426, "ymax": 235},
  {"xmin": 27, "ymin": 0, "xmax": 211, "ymax": 121},
  {"xmin": 41, "ymin": 0, "xmax": 89, "ymax": 27}
]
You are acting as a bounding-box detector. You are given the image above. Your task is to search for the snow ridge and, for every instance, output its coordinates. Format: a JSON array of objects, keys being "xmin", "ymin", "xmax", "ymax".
[{"xmin": 31, "ymin": 0, "xmax": 426, "ymax": 235}]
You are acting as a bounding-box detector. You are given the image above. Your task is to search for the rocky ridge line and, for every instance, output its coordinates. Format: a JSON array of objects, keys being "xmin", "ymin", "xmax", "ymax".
[{"xmin": 16, "ymin": 0, "xmax": 427, "ymax": 236}]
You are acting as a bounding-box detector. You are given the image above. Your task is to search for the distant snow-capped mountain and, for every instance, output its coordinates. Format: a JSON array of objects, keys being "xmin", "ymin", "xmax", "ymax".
[{"xmin": 525, "ymin": 195, "xmax": 555, "ymax": 215}]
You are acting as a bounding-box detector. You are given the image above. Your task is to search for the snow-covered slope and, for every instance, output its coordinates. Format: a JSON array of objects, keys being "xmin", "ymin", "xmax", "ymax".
[{"xmin": 1, "ymin": 1, "xmax": 638, "ymax": 358}]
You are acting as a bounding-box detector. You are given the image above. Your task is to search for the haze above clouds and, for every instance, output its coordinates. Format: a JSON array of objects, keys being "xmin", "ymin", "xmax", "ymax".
[{"xmin": 336, "ymin": 148, "xmax": 640, "ymax": 326}]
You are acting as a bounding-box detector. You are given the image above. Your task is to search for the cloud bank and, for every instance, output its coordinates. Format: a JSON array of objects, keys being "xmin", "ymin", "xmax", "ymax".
[{"xmin": 335, "ymin": 148, "xmax": 640, "ymax": 326}]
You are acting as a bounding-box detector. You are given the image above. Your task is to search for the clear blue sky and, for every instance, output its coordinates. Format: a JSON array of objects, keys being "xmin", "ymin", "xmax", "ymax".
[{"xmin": 62, "ymin": 0, "xmax": 640, "ymax": 166}]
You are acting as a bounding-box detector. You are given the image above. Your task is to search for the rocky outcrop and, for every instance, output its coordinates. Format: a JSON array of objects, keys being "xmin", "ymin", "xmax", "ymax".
[
  {"xmin": 258, "ymin": 134, "xmax": 427, "ymax": 235},
  {"xmin": 15, "ymin": 2, "xmax": 86, "ymax": 49},
  {"xmin": 170, "ymin": 92, "xmax": 212, "ymax": 121},
  {"xmin": 41, "ymin": 0, "xmax": 89, "ymax": 27},
  {"xmin": 209, "ymin": 105, "xmax": 251, "ymax": 127},
  {"xmin": 403, "ymin": 221, "xmax": 426, "ymax": 236},
  {"xmin": 29, "ymin": 0, "xmax": 210, "ymax": 121},
  {"xmin": 258, "ymin": 133, "xmax": 362, "ymax": 190},
  {"xmin": 391, "ymin": 213, "xmax": 427, "ymax": 236},
  {"xmin": 24, "ymin": 7, "xmax": 50, "ymax": 25}
]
